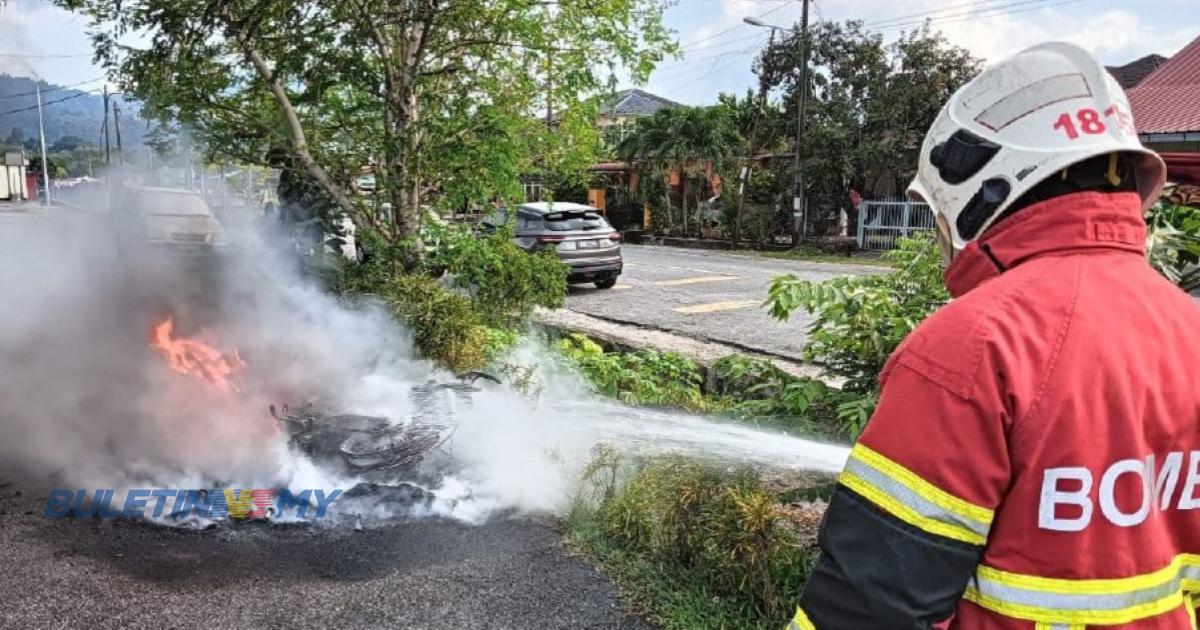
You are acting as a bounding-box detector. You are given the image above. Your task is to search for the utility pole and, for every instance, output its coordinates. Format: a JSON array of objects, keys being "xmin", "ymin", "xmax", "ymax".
[
  {"xmin": 113, "ymin": 102, "xmax": 124, "ymax": 166},
  {"xmin": 794, "ymin": 0, "xmax": 811, "ymax": 241},
  {"xmin": 34, "ymin": 78, "xmax": 50, "ymax": 205},
  {"xmin": 102, "ymin": 85, "xmax": 111, "ymax": 166}
]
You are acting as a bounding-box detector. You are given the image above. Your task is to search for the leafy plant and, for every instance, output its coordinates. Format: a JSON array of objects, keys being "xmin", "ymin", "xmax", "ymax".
[
  {"xmin": 427, "ymin": 224, "xmax": 569, "ymax": 328},
  {"xmin": 712, "ymin": 355, "xmax": 866, "ymax": 439},
  {"xmin": 1146, "ymin": 197, "xmax": 1200, "ymax": 292},
  {"xmin": 765, "ymin": 233, "xmax": 948, "ymax": 393},
  {"xmin": 383, "ymin": 274, "xmax": 488, "ymax": 373},
  {"xmin": 568, "ymin": 456, "xmax": 814, "ymax": 628},
  {"xmin": 558, "ymin": 334, "xmax": 710, "ymax": 411}
]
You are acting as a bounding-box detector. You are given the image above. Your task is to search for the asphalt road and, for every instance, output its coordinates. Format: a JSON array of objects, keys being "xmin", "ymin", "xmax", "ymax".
[
  {"xmin": 0, "ymin": 486, "xmax": 648, "ymax": 630},
  {"xmin": 566, "ymin": 245, "xmax": 880, "ymax": 361},
  {"xmin": 0, "ymin": 203, "xmax": 649, "ymax": 630}
]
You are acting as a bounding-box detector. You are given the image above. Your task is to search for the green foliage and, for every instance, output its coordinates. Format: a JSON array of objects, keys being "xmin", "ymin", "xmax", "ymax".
[
  {"xmin": 427, "ymin": 223, "xmax": 568, "ymax": 328},
  {"xmin": 61, "ymin": 0, "xmax": 674, "ymax": 245},
  {"xmin": 322, "ymin": 222, "xmax": 565, "ymax": 371},
  {"xmin": 383, "ymin": 274, "xmax": 488, "ymax": 373},
  {"xmin": 757, "ymin": 22, "xmax": 980, "ymax": 233},
  {"xmin": 766, "ymin": 234, "xmax": 948, "ymax": 393},
  {"xmin": 568, "ymin": 456, "xmax": 813, "ymax": 628},
  {"xmin": 712, "ymin": 355, "xmax": 865, "ymax": 439},
  {"xmin": 1146, "ymin": 197, "xmax": 1200, "ymax": 292},
  {"xmin": 558, "ymin": 334, "xmax": 710, "ymax": 411},
  {"xmin": 618, "ymin": 105, "xmax": 745, "ymax": 234}
]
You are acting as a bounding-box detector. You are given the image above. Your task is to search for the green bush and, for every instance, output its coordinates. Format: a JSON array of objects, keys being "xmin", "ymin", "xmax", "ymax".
[
  {"xmin": 426, "ymin": 222, "xmax": 568, "ymax": 328},
  {"xmin": 569, "ymin": 456, "xmax": 813, "ymax": 629},
  {"xmin": 558, "ymin": 334, "xmax": 711, "ymax": 411},
  {"xmin": 711, "ymin": 355, "xmax": 860, "ymax": 439},
  {"xmin": 383, "ymin": 274, "xmax": 488, "ymax": 373},
  {"xmin": 765, "ymin": 233, "xmax": 949, "ymax": 394},
  {"xmin": 1146, "ymin": 198, "xmax": 1200, "ymax": 292}
]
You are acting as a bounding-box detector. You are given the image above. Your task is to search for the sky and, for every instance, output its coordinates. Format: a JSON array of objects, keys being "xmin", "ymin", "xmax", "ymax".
[{"xmin": 0, "ymin": 0, "xmax": 1198, "ymax": 105}]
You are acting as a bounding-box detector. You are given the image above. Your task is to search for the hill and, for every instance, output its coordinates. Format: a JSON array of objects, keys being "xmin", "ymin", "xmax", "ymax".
[{"xmin": 0, "ymin": 74, "xmax": 144, "ymax": 154}]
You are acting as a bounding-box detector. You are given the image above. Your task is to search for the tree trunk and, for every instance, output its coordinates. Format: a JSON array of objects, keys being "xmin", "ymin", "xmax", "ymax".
[
  {"xmin": 661, "ymin": 168, "xmax": 674, "ymax": 230},
  {"xmin": 680, "ymin": 164, "xmax": 688, "ymax": 236},
  {"xmin": 219, "ymin": 6, "xmax": 365, "ymax": 231},
  {"xmin": 734, "ymin": 164, "xmax": 750, "ymax": 244}
]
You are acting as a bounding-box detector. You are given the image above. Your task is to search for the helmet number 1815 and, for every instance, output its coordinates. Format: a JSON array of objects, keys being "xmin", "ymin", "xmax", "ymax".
[{"xmin": 1052, "ymin": 105, "xmax": 1135, "ymax": 140}]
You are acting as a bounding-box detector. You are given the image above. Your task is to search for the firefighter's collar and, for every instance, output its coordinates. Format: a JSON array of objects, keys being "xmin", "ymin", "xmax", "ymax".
[{"xmin": 944, "ymin": 191, "xmax": 1147, "ymax": 298}]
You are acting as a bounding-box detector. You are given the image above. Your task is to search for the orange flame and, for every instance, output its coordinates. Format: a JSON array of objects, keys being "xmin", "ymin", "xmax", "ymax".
[{"xmin": 149, "ymin": 318, "xmax": 245, "ymax": 392}]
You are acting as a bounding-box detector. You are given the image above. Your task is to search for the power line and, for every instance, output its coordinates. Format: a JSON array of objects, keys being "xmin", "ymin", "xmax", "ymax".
[
  {"xmin": 0, "ymin": 76, "xmax": 107, "ymax": 100},
  {"xmin": 872, "ymin": 0, "xmax": 1086, "ymax": 32},
  {"xmin": 0, "ymin": 91, "xmax": 98, "ymax": 117},
  {"xmin": 0, "ymin": 52, "xmax": 92, "ymax": 59},
  {"xmin": 677, "ymin": 1, "xmax": 789, "ymax": 51},
  {"xmin": 863, "ymin": 0, "xmax": 1022, "ymax": 27}
]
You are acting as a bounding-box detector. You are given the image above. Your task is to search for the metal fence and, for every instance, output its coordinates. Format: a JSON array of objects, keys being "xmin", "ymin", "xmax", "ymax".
[{"xmin": 856, "ymin": 196, "xmax": 936, "ymax": 251}]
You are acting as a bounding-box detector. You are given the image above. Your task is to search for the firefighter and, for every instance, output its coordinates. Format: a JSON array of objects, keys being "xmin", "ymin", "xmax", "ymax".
[{"xmin": 790, "ymin": 41, "xmax": 1200, "ymax": 629}]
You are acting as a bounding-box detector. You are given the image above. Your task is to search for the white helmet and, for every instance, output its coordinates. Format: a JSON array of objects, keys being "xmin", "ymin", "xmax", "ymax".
[{"xmin": 908, "ymin": 41, "xmax": 1166, "ymax": 254}]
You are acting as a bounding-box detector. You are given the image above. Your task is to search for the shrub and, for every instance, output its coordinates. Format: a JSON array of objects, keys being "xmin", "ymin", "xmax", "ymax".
[
  {"xmin": 557, "ymin": 334, "xmax": 710, "ymax": 411},
  {"xmin": 1146, "ymin": 196, "xmax": 1200, "ymax": 292},
  {"xmin": 570, "ymin": 456, "xmax": 813, "ymax": 628},
  {"xmin": 384, "ymin": 274, "xmax": 488, "ymax": 373},
  {"xmin": 765, "ymin": 233, "xmax": 948, "ymax": 394},
  {"xmin": 426, "ymin": 222, "xmax": 568, "ymax": 328},
  {"xmin": 712, "ymin": 355, "xmax": 857, "ymax": 439}
]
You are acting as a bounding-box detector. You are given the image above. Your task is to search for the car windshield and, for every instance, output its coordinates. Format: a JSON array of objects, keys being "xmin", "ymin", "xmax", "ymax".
[{"xmin": 543, "ymin": 211, "xmax": 609, "ymax": 231}]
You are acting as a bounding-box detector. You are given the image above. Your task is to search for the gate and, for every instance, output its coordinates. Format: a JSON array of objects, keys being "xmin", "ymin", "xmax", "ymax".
[{"xmin": 856, "ymin": 196, "xmax": 936, "ymax": 251}]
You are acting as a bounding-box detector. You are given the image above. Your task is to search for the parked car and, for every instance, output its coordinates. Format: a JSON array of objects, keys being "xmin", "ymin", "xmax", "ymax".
[
  {"xmin": 114, "ymin": 186, "xmax": 231, "ymax": 256},
  {"xmin": 483, "ymin": 201, "xmax": 622, "ymax": 289}
]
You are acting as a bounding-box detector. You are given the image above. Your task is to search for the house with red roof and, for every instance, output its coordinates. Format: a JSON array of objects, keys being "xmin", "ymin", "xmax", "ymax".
[{"xmin": 1127, "ymin": 35, "xmax": 1200, "ymax": 184}]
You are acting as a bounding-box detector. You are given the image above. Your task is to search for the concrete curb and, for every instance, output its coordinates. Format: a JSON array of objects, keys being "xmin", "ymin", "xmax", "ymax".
[{"xmin": 534, "ymin": 307, "xmax": 843, "ymax": 388}]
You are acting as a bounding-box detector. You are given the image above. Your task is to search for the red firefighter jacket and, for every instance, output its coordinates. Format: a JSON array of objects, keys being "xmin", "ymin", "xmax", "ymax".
[{"xmin": 792, "ymin": 191, "xmax": 1200, "ymax": 629}]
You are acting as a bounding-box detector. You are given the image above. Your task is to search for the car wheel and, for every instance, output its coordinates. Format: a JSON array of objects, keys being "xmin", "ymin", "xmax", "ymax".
[{"xmin": 594, "ymin": 278, "xmax": 618, "ymax": 289}]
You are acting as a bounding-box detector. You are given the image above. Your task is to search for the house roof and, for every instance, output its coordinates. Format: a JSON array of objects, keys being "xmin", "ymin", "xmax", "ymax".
[
  {"xmin": 1106, "ymin": 54, "xmax": 1168, "ymax": 89},
  {"xmin": 1128, "ymin": 35, "xmax": 1200, "ymax": 134},
  {"xmin": 600, "ymin": 89, "xmax": 681, "ymax": 117}
]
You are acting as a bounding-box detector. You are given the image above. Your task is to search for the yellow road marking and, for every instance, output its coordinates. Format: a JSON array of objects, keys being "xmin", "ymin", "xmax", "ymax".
[
  {"xmin": 654, "ymin": 275, "xmax": 739, "ymax": 286},
  {"xmin": 613, "ymin": 283, "xmax": 633, "ymax": 290},
  {"xmin": 673, "ymin": 300, "xmax": 759, "ymax": 314}
]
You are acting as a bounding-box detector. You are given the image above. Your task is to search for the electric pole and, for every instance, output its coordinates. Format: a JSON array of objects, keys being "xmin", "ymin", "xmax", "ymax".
[
  {"xmin": 794, "ymin": 0, "xmax": 810, "ymax": 241},
  {"xmin": 102, "ymin": 85, "xmax": 111, "ymax": 166},
  {"xmin": 34, "ymin": 78, "xmax": 50, "ymax": 205},
  {"xmin": 113, "ymin": 102, "xmax": 124, "ymax": 166}
]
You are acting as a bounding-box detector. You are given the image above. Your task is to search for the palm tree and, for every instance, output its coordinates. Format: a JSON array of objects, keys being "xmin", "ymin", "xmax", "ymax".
[{"xmin": 618, "ymin": 106, "xmax": 744, "ymax": 236}]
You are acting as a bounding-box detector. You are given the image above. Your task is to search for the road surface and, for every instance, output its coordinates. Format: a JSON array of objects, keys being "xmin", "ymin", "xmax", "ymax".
[
  {"xmin": 0, "ymin": 203, "xmax": 648, "ymax": 629},
  {"xmin": 0, "ymin": 486, "xmax": 647, "ymax": 630},
  {"xmin": 566, "ymin": 245, "xmax": 880, "ymax": 361}
]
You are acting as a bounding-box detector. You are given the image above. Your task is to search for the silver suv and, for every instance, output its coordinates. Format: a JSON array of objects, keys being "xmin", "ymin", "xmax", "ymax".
[{"xmin": 483, "ymin": 202, "xmax": 623, "ymax": 289}]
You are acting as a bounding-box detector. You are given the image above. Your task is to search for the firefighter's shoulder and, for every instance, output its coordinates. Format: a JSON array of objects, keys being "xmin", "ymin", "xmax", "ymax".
[{"xmin": 887, "ymin": 256, "xmax": 1080, "ymax": 400}]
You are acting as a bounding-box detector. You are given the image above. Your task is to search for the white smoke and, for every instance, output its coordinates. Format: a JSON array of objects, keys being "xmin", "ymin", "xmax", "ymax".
[{"xmin": 0, "ymin": 182, "xmax": 847, "ymax": 527}]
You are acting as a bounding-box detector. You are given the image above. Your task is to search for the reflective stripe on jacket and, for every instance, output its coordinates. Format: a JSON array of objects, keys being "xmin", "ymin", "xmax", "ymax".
[{"xmin": 795, "ymin": 191, "xmax": 1200, "ymax": 629}]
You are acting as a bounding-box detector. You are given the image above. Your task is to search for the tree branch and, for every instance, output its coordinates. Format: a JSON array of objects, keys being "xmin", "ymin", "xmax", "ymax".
[{"xmin": 215, "ymin": 3, "xmax": 369, "ymax": 231}]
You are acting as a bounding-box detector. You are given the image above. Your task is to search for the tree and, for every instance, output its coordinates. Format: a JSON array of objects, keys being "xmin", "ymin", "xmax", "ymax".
[
  {"xmin": 50, "ymin": 135, "xmax": 88, "ymax": 152},
  {"xmin": 59, "ymin": 0, "xmax": 674, "ymax": 265},
  {"xmin": 618, "ymin": 105, "xmax": 744, "ymax": 235},
  {"xmin": 715, "ymin": 90, "xmax": 784, "ymax": 242},
  {"xmin": 4, "ymin": 127, "xmax": 23, "ymax": 148},
  {"xmin": 756, "ymin": 21, "xmax": 980, "ymax": 235}
]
